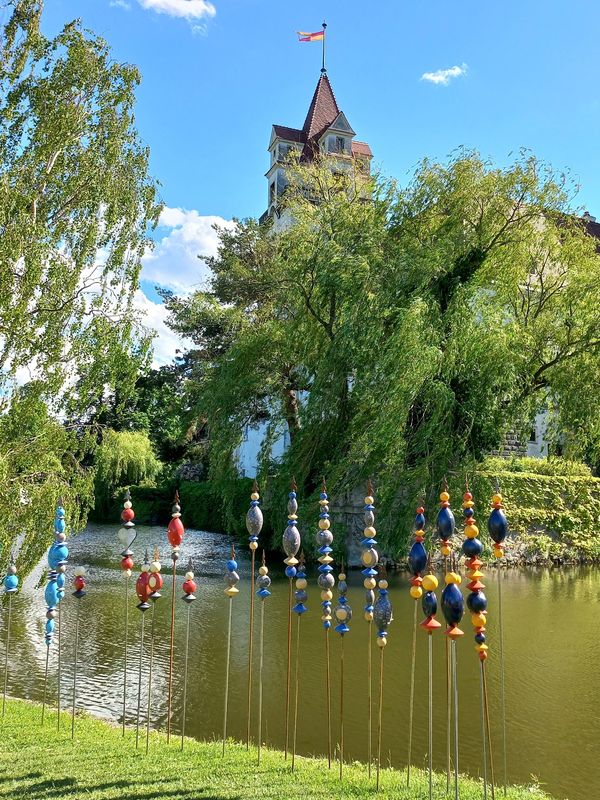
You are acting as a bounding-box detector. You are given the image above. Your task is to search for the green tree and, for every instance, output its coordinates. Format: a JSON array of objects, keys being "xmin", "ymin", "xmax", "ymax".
[
  {"xmin": 0, "ymin": 2, "xmax": 160, "ymax": 572},
  {"xmin": 93, "ymin": 429, "xmax": 162, "ymax": 519},
  {"xmin": 166, "ymin": 152, "xmax": 600, "ymax": 552}
]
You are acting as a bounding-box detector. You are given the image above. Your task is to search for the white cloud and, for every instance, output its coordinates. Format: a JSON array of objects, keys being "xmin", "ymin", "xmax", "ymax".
[
  {"xmin": 133, "ymin": 289, "xmax": 191, "ymax": 367},
  {"xmin": 137, "ymin": 0, "xmax": 216, "ymax": 20},
  {"xmin": 141, "ymin": 207, "xmax": 234, "ymax": 293},
  {"xmin": 421, "ymin": 63, "xmax": 468, "ymax": 86},
  {"xmin": 110, "ymin": 0, "xmax": 131, "ymax": 9}
]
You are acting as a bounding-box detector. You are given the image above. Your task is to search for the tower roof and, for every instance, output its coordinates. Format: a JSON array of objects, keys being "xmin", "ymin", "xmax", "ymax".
[{"xmin": 302, "ymin": 73, "xmax": 340, "ymax": 140}]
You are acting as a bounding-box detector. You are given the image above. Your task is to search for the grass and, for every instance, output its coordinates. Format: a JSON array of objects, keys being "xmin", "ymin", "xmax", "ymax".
[{"xmin": 0, "ymin": 699, "xmax": 551, "ymax": 800}]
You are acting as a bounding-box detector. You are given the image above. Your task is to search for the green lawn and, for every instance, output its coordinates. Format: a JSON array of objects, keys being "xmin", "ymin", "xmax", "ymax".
[{"xmin": 0, "ymin": 699, "xmax": 551, "ymax": 800}]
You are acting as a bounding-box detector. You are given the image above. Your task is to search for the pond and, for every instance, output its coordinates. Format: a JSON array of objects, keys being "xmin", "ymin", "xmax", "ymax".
[{"xmin": 4, "ymin": 523, "xmax": 598, "ymax": 800}]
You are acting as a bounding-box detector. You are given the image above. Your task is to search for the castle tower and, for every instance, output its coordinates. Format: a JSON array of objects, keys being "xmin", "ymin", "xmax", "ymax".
[{"xmin": 263, "ymin": 72, "xmax": 372, "ymax": 229}]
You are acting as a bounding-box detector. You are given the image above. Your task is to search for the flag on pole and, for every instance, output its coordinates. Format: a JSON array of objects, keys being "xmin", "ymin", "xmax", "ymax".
[{"xmin": 297, "ymin": 30, "xmax": 324, "ymax": 42}]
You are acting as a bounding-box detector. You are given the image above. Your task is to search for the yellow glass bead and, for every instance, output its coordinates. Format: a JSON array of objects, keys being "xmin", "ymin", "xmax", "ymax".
[
  {"xmin": 377, "ymin": 636, "xmax": 387, "ymax": 648},
  {"xmin": 440, "ymin": 491, "xmax": 450, "ymax": 502},
  {"xmin": 494, "ymin": 546, "xmax": 504, "ymax": 558},
  {"xmin": 441, "ymin": 545, "xmax": 451, "ymax": 557},
  {"xmin": 284, "ymin": 556, "xmax": 299, "ymax": 566},
  {"xmin": 318, "ymin": 554, "xmax": 333, "ymax": 565},
  {"xmin": 365, "ymin": 611, "xmax": 374, "ymax": 622},
  {"xmin": 336, "ymin": 608, "xmax": 348, "ymax": 621},
  {"xmin": 319, "ymin": 518, "xmax": 330, "ymax": 530},
  {"xmin": 463, "ymin": 500, "xmax": 475, "ymax": 509},
  {"xmin": 249, "ymin": 541, "xmax": 258, "ymax": 551},
  {"xmin": 365, "ymin": 495, "xmax": 374, "ymax": 505},
  {"xmin": 339, "ymin": 573, "xmax": 346, "ymax": 581},
  {"xmin": 364, "ymin": 526, "xmax": 377, "ymax": 538},
  {"xmin": 379, "ymin": 579, "xmax": 389, "ymax": 589},
  {"xmin": 466, "ymin": 525, "xmax": 479, "ymax": 539},
  {"xmin": 259, "ymin": 566, "xmax": 268, "ymax": 576},
  {"xmin": 251, "ymin": 492, "xmax": 260, "ymax": 501},
  {"xmin": 471, "ymin": 613, "xmax": 487, "ymax": 628},
  {"xmin": 410, "ymin": 586, "xmax": 423, "ymax": 599},
  {"xmin": 321, "ymin": 589, "xmax": 333, "ymax": 601},
  {"xmin": 225, "ymin": 587, "xmax": 239, "ymax": 597},
  {"xmin": 364, "ymin": 577, "xmax": 376, "ymax": 590},
  {"xmin": 422, "ymin": 574, "xmax": 438, "ymax": 592},
  {"xmin": 319, "ymin": 499, "xmax": 329, "ymax": 506},
  {"xmin": 322, "ymin": 614, "xmax": 332, "ymax": 622},
  {"xmin": 296, "ymin": 578, "xmax": 307, "ymax": 590},
  {"xmin": 445, "ymin": 572, "xmax": 461, "ymax": 585},
  {"xmin": 361, "ymin": 549, "xmax": 378, "ymax": 568},
  {"xmin": 492, "ymin": 494, "xmax": 503, "ymax": 505},
  {"xmin": 476, "ymin": 643, "xmax": 489, "ymax": 652}
]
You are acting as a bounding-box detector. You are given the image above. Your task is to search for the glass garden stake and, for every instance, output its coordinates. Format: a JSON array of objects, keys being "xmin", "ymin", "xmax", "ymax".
[
  {"xmin": 71, "ymin": 567, "xmax": 87, "ymax": 739},
  {"xmin": 222, "ymin": 544, "xmax": 240, "ymax": 755},
  {"xmin": 256, "ymin": 551, "xmax": 271, "ymax": 765},
  {"xmin": 361, "ymin": 481, "xmax": 378, "ymax": 779},
  {"xmin": 118, "ymin": 490, "xmax": 136, "ymax": 736},
  {"xmin": 282, "ymin": 479, "xmax": 301, "ymax": 759},
  {"xmin": 374, "ymin": 565, "xmax": 392, "ymax": 792},
  {"xmin": 334, "ymin": 561, "xmax": 351, "ymax": 781},
  {"xmin": 135, "ymin": 550, "xmax": 151, "ymax": 749},
  {"xmin": 2, "ymin": 555, "xmax": 19, "ymax": 717},
  {"xmin": 246, "ymin": 481, "xmax": 263, "ymax": 749},
  {"xmin": 166, "ymin": 491, "xmax": 184, "ymax": 742},
  {"xmin": 146, "ymin": 547, "xmax": 163, "ymax": 754},
  {"xmin": 180, "ymin": 558, "xmax": 197, "ymax": 751},
  {"xmin": 291, "ymin": 552, "xmax": 308, "ymax": 772},
  {"xmin": 316, "ymin": 479, "xmax": 335, "ymax": 768}
]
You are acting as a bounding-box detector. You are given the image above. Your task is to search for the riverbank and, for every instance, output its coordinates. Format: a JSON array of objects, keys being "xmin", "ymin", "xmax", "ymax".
[{"xmin": 1, "ymin": 699, "xmax": 552, "ymax": 800}]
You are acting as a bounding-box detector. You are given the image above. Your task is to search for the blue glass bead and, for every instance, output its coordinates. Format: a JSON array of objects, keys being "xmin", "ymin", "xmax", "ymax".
[
  {"xmin": 293, "ymin": 603, "xmax": 307, "ymax": 614},
  {"xmin": 45, "ymin": 619, "xmax": 55, "ymax": 635},
  {"xmin": 227, "ymin": 559, "xmax": 237, "ymax": 571},
  {"xmin": 295, "ymin": 589, "xmax": 308, "ymax": 603},
  {"xmin": 463, "ymin": 508, "xmax": 474, "ymax": 518},
  {"xmin": 257, "ymin": 588, "xmax": 271, "ymax": 599},
  {"xmin": 488, "ymin": 508, "xmax": 508, "ymax": 544},
  {"xmin": 335, "ymin": 623, "xmax": 350, "ymax": 634},
  {"xmin": 436, "ymin": 506, "xmax": 455, "ymax": 539},
  {"xmin": 45, "ymin": 582, "xmax": 59, "ymax": 607},
  {"xmin": 441, "ymin": 583, "xmax": 464, "ymax": 626},
  {"xmin": 462, "ymin": 538, "xmax": 484, "ymax": 557},
  {"xmin": 48, "ymin": 543, "xmax": 68, "ymax": 569},
  {"xmin": 56, "ymin": 572, "xmax": 66, "ymax": 589},
  {"xmin": 285, "ymin": 566, "xmax": 297, "ymax": 579},
  {"xmin": 475, "ymin": 632, "xmax": 486, "ymax": 644},
  {"xmin": 54, "ymin": 518, "xmax": 66, "ymax": 534},
  {"xmin": 408, "ymin": 541, "xmax": 428, "ymax": 575},
  {"xmin": 288, "ymin": 491, "xmax": 297, "ymax": 499},
  {"xmin": 320, "ymin": 492, "xmax": 327, "ymax": 500},
  {"xmin": 324, "ymin": 620, "xmax": 331, "ymax": 629},
  {"xmin": 56, "ymin": 506, "xmax": 65, "ymax": 517},
  {"xmin": 467, "ymin": 591, "xmax": 487, "ymax": 613},
  {"xmin": 4, "ymin": 575, "xmax": 18, "ymax": 591},
  {"xmin": 422, "ymin": 590, "xmax": 438, "ymax": 617},
  {"xmin": 415, "ymin": 513, "xmax": 426, "ymax": 529}
]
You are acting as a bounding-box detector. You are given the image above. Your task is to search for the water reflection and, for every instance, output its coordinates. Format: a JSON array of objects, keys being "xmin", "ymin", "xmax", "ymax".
[{"xmin": 4, "ymin": 524, "xmax": 598, "ymax": 800}]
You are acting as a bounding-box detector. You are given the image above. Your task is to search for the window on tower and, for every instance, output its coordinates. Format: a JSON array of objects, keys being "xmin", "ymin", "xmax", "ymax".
[{"xmin": 328, "ymin": 135, "xmax": 348, "ymax": 154}]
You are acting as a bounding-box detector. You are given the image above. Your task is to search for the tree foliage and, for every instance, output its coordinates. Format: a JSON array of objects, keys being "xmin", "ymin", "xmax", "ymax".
[
  {"xmin": 93, "ymin": 429, "xmax": 162, "ymax": 519},
  {"xmin": 0, "ymin": 2, "xmax": 159, "ymax": 573},
  {"xmin": 166, "ymin": 150, "xmax": 600, "ymax": 553}
]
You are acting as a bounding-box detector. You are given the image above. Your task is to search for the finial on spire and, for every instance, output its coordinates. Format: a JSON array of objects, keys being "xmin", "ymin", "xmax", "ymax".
[{"xmin": 321, "ymin": 21, "xmax": 327, "ymax": 73}]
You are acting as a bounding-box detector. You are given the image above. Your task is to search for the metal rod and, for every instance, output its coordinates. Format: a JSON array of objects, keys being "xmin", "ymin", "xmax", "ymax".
[
  {"xmin": 57, "ymin": 600, "xmax": 62, "ymax": 731},
  {"xmin": 2, "ymin": 595, "xmax": 12, "ymax": 717},
  {"xmin": 291, "ymin": 613, "xmax": 301, "ymax": 772},
  {"xmin": 41, "ymin": 646, "xmax": 49, "ymax": 724},
  {"xmin": 428, "ymin": 632, "xmax": 433, "ymax": 800},
  {"xmin": 325, "ymin": 626, "xmax": 332, "ymax": 769},
  {"xmin": 367, "ymin": 619, "xmax": 373, "ymax": 779},
  {"xmin": 71, "ymin": 599, "xmax": 81, "ymax": 740},
  {"xmin": 445, "ymin": 558, "xmax": 451, "ymax": 793},
  {"xmin": 482, "ymin": 660, "xmax": 496, "ymax": 800},
  {"xmin": 376, "ymin": 645, "xmax": 384, "ymax": 791},
  {"xmin": 257, "ymin": 597, "xmax": 265, "ymax": 765},
  {"xmin": 480, "ymin": 659, "xmax": 489, "ymax": 800},
  {"xmin": 135, "ymin": 612, "xmax": 145, "ymax": 749},
  {"xmin": 407, "ymin": 600, "xmax": 418, "ymax": 786},
  {"xmin": 452, "ymin": 639, "xmax": 460, "ymax": 800},
  {"xmin": 222, "ymin": 596, "xmax": 233, "ymax": 755},
  {"xmin": 339, "ymin": 634, "xmax": 345, "ymax": 781},
  {"xmin": 180, "ymin": 601, "xmax": 192, "ymax": 751},
  {"xmin": 167, "ymin": 557, "xmax": 176, "ymax": 743},
  {"xmin": 246, "ymin": 547, "xmax": 256, "ymax": 750},
  {"xmin": 284, "ymin": 577, "xmax": 292, "ymax": 759},
  {"xmin": 145, "ymin": 602, "xmax": 156, "ymax": 754},
  {"xmin": 498, "ymin": 568, "xmax": 507, "ymax": 796},
  {"xmin": 122, "ymin": 572, "xmax": 129, "ymax": 736}
]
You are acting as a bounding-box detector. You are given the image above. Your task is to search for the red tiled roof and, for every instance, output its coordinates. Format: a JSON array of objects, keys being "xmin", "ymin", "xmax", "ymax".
[
  {"xmin": 352, "ymin": 140, "xmax": 372, "ymax": 157},
  {"xmin": 272, "ymin": 125, "xmax": 306, "ymax": 144},
  {"xmin": 302, "ymin": 74, "xmax": 340, "ymax": 140},
  {"xmin": 583, "ymin": 215, "xmax": 600, "ymax": 240}
]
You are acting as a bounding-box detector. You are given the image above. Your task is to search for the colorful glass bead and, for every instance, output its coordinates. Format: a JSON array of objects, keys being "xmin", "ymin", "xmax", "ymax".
[
  {"xmin": 362, "ymin": 483, "xmax": 378, "ymax": 624},
  {"xmin": 283, "ymin": 486, "xmax": 301, "ymax": 578},
  {"xmin": 224, "ymin": 545, "xmax": 240, "ymax": 598},
  {"xmin": 247, "ymin": 481, "xmax": 263, "ymax": 553},
  {"xmin": 3, "ymin": 561, "xmax": 19, "ymax": 594},
  {"xmin": 316, "ymin": 483, "xmax": 334, "ymax": 629},
  {"xmin": 334, "ymin": 568, "xmax": 352, "ymax": 635},
  {"xmin": 118, "ymin": 490, "xmax": 136, "ymax": 577}
]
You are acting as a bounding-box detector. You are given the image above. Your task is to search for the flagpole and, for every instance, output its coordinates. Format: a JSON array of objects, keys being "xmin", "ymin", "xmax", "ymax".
[{"xmin": 321, "ymin": 21, "xmax": 327, "ymax": 73}]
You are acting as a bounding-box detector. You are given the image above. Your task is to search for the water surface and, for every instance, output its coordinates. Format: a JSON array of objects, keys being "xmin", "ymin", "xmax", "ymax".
[{"xmin": 4, "ymin": 523, "xmax": 598, "ymax": 800}]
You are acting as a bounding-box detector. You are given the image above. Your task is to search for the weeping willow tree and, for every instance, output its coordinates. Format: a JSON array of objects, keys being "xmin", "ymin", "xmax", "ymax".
[
  {"xmin": 166, "ymin": 151, "xmax": 600, "ymax": 553},
  {"xmin": 0, "ymin": 2, "xmax": 160, "ymax": 573},
  {"xmin": 93, "ymin": 430, "xmax": 162, "ymax": 519}
]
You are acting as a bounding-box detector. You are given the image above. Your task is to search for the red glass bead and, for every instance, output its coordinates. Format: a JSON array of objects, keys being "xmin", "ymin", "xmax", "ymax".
[
  {"xmin": 136, "ymin": 572, "xmax": 150, "ymax": 603},
  {"xmin": 121, "ymin": 508, "xmax": 135, "ymax": 522},
  {"xmin": 74, "ymin": 576, "xmax": 85, "ymax": 591},
  {"xmin": 148, "ymin": 573, "xmax": 163, "ymax": 592},
  {"xmin": 182, "ymin": 579, "xmax": 196, "ymax": 595},
  {"xmin": 121, "ymin": 556, "xmax": 134, "ymax": 571},
  {"xmin": 167, "ymin": 517, "xmax": 184, "ymax": 547},
  {"xmin": 416, "ymin": 506, "xmax": 425, "ymax": 514}
]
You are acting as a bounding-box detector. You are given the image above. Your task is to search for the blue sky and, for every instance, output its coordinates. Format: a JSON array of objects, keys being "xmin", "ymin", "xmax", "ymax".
[{"xmin": 31, "ymin": 0, "xmax": 600, "ymax": 362}]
